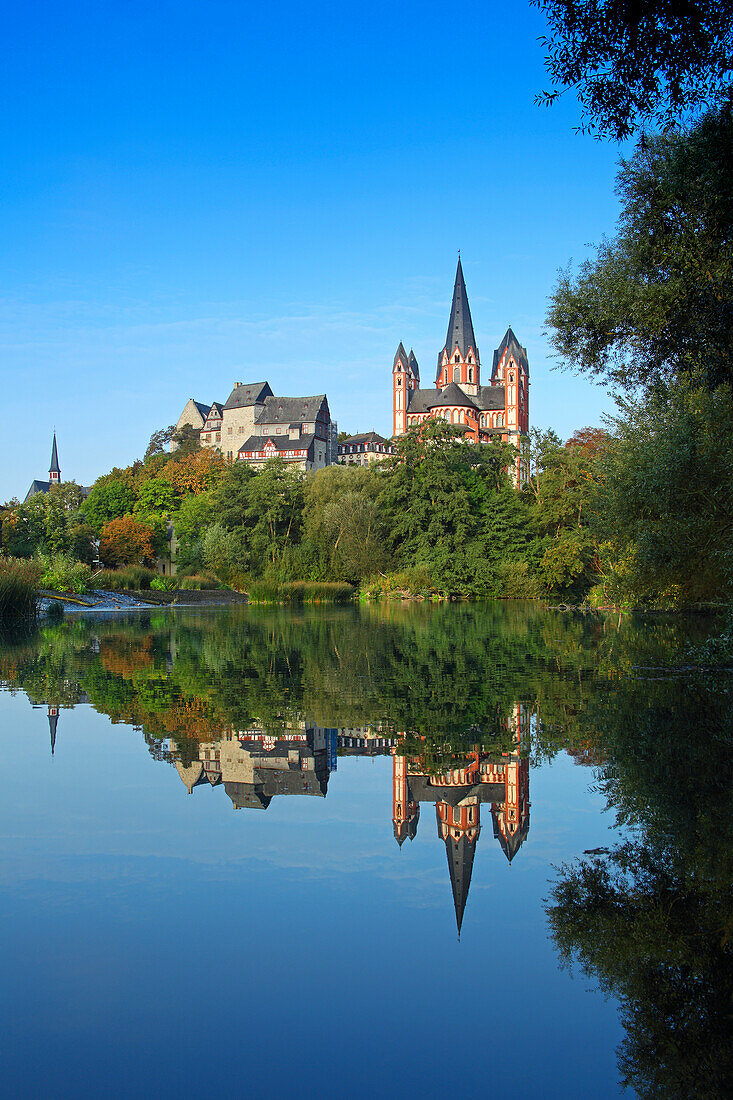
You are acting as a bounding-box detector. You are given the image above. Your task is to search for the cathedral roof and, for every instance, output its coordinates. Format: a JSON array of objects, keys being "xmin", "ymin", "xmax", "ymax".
[
  {"xmin": 492, "ymin": 812, "xmax": 530, "ymax": 862},
  {"xmin": 475, "ymin": 385, "xmax": 507, "ymax": 411},
  {"xmin": 393, "ymin": 342, "xmax": 409, "ymax": 370},
  {"xmin": 408, "ymin": 349, "xmax": 419, "ymax": 378},
  {"xmin": 442, "ymin": 258, "xmax": 478, "ymax": 359},
  {"xmin": 406, "ymin": 387, "xmax": 441, "ymax": 413},
  {"xmin": 492, "ymin": 327, "xmax": 529, "ymax": 377},
  {"xmin": 429, "ymin": 383, "xmax": 478, "ymax": 409},
  {"xmin": 444, "ymin": 829, "xmax": 479, "ymax": 935},
  {"xmin": 49, "ymin": 433, "xmax": 60, "ymax": 474},
  {"xmin": 223, "ymin": 381, "xmax": 273, "ymax": 410}
]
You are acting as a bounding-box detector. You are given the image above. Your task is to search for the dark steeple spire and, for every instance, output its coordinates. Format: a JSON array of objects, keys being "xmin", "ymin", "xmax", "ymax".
[
  {"xmin": 48, "ymin": 707, "xmax": 58, "ymax": 755},
  {"xmin": 444, "ymin": 257, "xmax": 478, "ymax": 358},
  {"xmin": 443, "ymin": 825, "xmax": 478, "ymax": 936},
  {"xmin": 49, "ymin": 433, "xmax": 60, "ymax": 482}
]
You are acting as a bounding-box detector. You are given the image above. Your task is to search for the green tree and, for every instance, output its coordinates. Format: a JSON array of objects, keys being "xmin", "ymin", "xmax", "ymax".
[
  {"xmin": 532, "ymin": 0, "xmax": 733, "ymax": 140},
  {"xmin": 145, "ymin": 424, "xmax": 175, "ymax": 459},
  {"xmin": 83, "ymin": 474, "xmax": 137, "ymax": 534},
  {"xmin": 547, "ymin": 107, "xmax": 733, "ymax": 392},
  {"xmin": 301, "ymin": 465, "xmax": 389, "ymax": 583}
]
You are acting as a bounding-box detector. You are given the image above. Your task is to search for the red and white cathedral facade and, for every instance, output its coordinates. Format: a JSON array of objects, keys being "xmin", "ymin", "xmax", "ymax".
[{"xmin": 392, "ymin": 259, "xmax": 530, "ymax": 481}]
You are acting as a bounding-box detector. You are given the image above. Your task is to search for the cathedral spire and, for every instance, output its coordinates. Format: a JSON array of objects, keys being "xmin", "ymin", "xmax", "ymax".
[
  {"xmin": 444, "ymin": 257, "xmax": 478, "ymax": 359},
  {"xmin": 444, "ymin": 831, "xmax": 477, "ymax": 936},
  {"xmin": 48, "ymin": 707, "xmax": 58, "ymax": 755}
]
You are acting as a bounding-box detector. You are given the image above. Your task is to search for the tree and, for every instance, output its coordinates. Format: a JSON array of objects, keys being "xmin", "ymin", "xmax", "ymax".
[
  {"xmin": 532, "ymin": 0, "xmax": 733, "ymax": 140},
  {"xmin": 83, "ymin": 475, "xmax": 137, "ymax": 534},
  {"xmin": 165, "ymin": 449, "xmax": 225, "ymax": 495},
  {"xmin": 99, "ymin": 516, "xmax": 157, "ymax": 567},
  {"xmin": 547, "ymin": 106, "xmax": 733, "ymax": 392},
  {"xmin": 145, "ymin": 425, "xmax": 175, "ymax": 459},
  {"xmin": 171, "ymin": 423, "xmax": 201, "ymax": 456},
  {"xmin": 301, "ymin": 465, "xmax": 390, "ymax": 583}
]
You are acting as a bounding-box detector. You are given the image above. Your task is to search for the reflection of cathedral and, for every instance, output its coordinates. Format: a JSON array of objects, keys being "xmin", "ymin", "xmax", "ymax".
[{"xmin": 393, "ymin": 704, "xmax": 531, "ymax": 933}]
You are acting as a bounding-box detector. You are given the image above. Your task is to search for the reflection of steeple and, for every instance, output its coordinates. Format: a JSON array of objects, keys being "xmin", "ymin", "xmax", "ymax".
[
  {"xmin": 444, "ymin": 829, "xmax": 478, "ymax": 935},
  {"xmin": 48, "ymin": 706, "xmax": 59, "ymax": 755}
]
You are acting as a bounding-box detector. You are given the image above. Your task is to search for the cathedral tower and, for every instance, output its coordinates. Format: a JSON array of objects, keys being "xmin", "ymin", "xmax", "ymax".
[
  {"xmin": 436, "ymin": 258, "xmax": 480, "ymax": 396},
  {"xmin": 436, "ymin": 797, "xmax": 481, "ymax": 935},
  {"xmin": 392, "ymin": 343, "xmax": 418, "ymax": 437}
]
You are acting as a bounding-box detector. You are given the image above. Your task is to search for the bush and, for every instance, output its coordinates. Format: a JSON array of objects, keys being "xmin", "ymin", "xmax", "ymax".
[
  {"xmin": 38, "ymin": 554, "xmax": 93, "ymax": 594},
  {"xmin": 360, "ymin": 566, "xmax": 437, "ymax": 600},
  {"xmin": 280, "ymin": 581, "xmax": 353, "ymax": 604},
  {"xmin": 150, "ymin": 575, "xmax": 177, "ymax": 591},
  {"xmin": 0, "ymin": 557, "xmax": 41, "ymax": 622}
]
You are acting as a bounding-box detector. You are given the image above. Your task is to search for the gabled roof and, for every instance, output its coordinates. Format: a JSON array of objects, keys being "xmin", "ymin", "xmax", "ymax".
[
  {"xmin": 223, "ymin": 382, "xmax": 273, "ymax": 410},
  {"xmin": 476, "ymin": 385, "xmax": 507, "ymax": 411},
  {"xmin": 205, "ymin": 402, "xmax": 224, "ymax": 420},
  {"xmin": 24, "ymin": 480, "xmax": 51, "ymax": 503},
  {"xmin": 191, "ymin": 400, "xmax": 212, "ymax": 421},
  {"xmin": 492, "ymin": 811, "xmax": 530, "ymax": 862},
  {"xmin": 492, "ymin": 327, "xmax": 529, "ymax": 377},
  {"xmin": 393, "ymin": 342, "xmax": 409, "ymax": 370},
  {"xmin": 256, "ymin": 394, "xmax": 328, "ymax": 426},
  {"xmin": 49, "ymin": 433, "xmax": 60, "ymax": 474},
  {"xmin": 238, "ymin": 433, "xmax": 316, "ymax": 455},
  {"xmin": 429, "ymin": 382, "xmax": 478, "ymax": 409},
  {"xmin": 442, "ymin": 258, "xmax": 478, "ymax": 359}
]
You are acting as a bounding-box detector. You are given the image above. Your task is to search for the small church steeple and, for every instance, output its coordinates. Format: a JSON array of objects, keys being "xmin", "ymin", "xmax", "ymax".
[{"xmin": 49, "ymin": 433, "xmax": 60, "ymax": 485}]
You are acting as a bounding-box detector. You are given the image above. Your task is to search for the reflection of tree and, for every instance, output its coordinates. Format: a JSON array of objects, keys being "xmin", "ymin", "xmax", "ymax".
[{"xmin": 546, "ymin": 677, "xmax": 733, "ymax": 1099}]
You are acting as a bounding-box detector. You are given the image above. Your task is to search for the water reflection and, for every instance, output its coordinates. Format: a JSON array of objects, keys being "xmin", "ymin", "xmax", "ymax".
[{"xmin": 2, "ymin": 605, "xmax": 730, "ymax": 1097}]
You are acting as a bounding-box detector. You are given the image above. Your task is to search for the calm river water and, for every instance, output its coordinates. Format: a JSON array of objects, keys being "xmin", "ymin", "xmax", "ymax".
[{"xmin": 0, "ymin": 603, "xmax": 729, "ymax": 1099}]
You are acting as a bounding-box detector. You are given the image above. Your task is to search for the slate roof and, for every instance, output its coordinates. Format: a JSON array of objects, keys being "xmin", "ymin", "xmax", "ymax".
[
  {"xmin": 429, "ymin": 382, "xmax": 478, "ymax": 409},
  {"xmin": 256, "ymin": 395, "xmax": 328, "ymax": 426},
  {"xmin": 192, "ymin": 400, "xmax": 212, "ymax": 420},
  {"xmin": 408, "ymin": 349, "xmax": 420, "ymax": 379},
  {"xmin": 24, "ymin": 480, "xmax": 51, "ymax": 502},
  {"xmin": 339, "ymin": 432, "xmax": 390, "ymax": 447},
  {"xmin": 475, "ymin": 385, "xmax": 507, "ymax": 411},
  {"xmin": 492, "ymin": 327, "xmax": 529, "ymax": 377},
  {"xmin": 444, "ymin": 829, "xmax": 478, "ymax": 936},
  {"xmin": 492, "ymin": 812, "xmax": 530, "ymax": 863},
  {"xmin": 238, "ymin": 433, "xmax": 316, "ymax": 455},
  {"xmin": 225, "ymin": 781, "xmax": 271, "ymax": 810},
  {"xmin": 49, "ymin": 433, "xmax": 60, "ymax": 474},
  {"xmin": 443, "ymin": 257, "xmax": 478, "ymax": 358},
  {"xmin": 406, "ymin": 387, "xmax": 442, "ymax": 413},
  {"xmin": 393, "ymin": 342, "xmax": 409, "ymax": 370},
  {"xmin": 223, "ymin": 382, "xmax": 273, "ymax": 410}
]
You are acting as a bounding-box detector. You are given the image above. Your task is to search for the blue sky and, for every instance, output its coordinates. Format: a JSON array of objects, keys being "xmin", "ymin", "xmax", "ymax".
[{"xmin": 1, "ymin": 0, "xmax": 625, "ymax": 500}]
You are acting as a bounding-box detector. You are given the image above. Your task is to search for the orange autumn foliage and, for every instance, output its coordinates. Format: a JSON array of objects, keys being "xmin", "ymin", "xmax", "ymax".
[
  {"xmin": 164, "ymin": 449, "xmax": 225, "ymax": 495},
  {"xmin": 99, "ymin": 516, "xmax": 157, "ymax": 567}
]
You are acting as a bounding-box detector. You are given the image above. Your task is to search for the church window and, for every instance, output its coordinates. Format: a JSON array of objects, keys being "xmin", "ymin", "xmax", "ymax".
[
  {"xmin": 454, "ymin": 353, "xmax": 460, "ymax": 363},
  {"xmin": 453, "ymin": 367, "xmax": 460, "ymax": 383},
  {"xmin": 396, "ymin": 376, "xmax": 402, "ymax": 385},
  {"xmin": 468, "ymin": 368, "xmax": 473, "ymax": 382}
]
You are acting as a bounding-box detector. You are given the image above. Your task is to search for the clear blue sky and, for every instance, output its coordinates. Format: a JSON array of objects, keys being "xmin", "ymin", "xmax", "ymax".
[{"xmin": 1, "ymin": 0, "xmax": 625, "ymax": 500}]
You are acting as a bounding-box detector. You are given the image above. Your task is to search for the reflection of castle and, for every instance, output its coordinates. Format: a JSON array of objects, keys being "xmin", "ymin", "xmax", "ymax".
[
  {"xmin": 393, "ymin": 704, "xmax": 531, "ymax": 933},
  {"xmin": 170, "ymin": 720, "xmax": 339, "ymax": 810}
]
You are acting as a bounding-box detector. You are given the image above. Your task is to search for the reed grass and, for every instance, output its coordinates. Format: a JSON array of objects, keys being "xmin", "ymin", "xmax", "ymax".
[{"xmin": 0, "ymin": 558, "xmax": 42, "ymax": 622}]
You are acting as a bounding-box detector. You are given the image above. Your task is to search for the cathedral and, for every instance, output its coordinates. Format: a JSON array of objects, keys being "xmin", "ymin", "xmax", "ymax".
[{"xmin": 392, "ymin": 259, "xmax": 530, "ymax": 481}]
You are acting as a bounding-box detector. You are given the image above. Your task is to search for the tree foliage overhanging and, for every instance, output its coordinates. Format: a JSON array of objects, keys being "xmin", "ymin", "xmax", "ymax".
[{"xmin": 532, "ymin": 0, "xmax": 733, "ymax": 139}]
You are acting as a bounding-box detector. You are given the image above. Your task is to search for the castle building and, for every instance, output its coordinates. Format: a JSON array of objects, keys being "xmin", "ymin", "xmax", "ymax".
[
  {"xmin": 392, "ymin": 259, "xmax": 530, "ymax": 482},
  {"xmin": 174, "ymin": 382, "xmax": 336, "ymax": 472}
]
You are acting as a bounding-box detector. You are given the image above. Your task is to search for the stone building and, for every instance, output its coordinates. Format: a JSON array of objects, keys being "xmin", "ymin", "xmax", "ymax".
[
  {"xmin": 392, "ymin": 259, "xmax": 530, "ymax": 482},
  {"xmin": 24, "ymin": 433, "xmax": 89, "ymax": 504},
  {"xmin": 337, "ymin": 432, "xmax": 396, "ymax": 466},
  {"xmin": 173, "ymin": 382, "xmax": 336, "ymax": 472}
]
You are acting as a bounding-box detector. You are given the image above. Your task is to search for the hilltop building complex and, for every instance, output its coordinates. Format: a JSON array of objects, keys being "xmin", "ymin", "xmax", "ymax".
[
  {"xmin": 174, "ymin": 382, "xmax": 337, "ymax": 471},
  {"xmin": 392, "ymin": 259, "xmax": 530, "ymax": 481}
]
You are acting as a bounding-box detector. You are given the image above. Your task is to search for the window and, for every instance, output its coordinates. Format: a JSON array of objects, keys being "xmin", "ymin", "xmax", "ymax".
[
  {"xmin": 205, "ymin": 433, "xmax": 211, "ymax": 442},
  {"xmin": 238, "ymin": 425, "xmax": 244, "ymax": 433},
  {"xmin": 454, "ymin": 353, "xmax": 460, "ymax": 363},
  {"xmin": 227, "ymin": 426, "xmax": 233, "ymax": 435},
  {"xmin": 468, "ymin": 368, "xmax": 473, "ymax": 382},
  {"xmin": 453, "ymin": 367, "xmax": 460, "ymax": 383},
  {"xmin": 215, "ymin": 432, "xmax": 221, "ymax": 442}
]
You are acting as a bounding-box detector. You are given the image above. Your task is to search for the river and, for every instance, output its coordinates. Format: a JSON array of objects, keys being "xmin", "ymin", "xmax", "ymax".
[{"xmin": 0, "ymin": 603, "xmax": 729, "ymax": 1098}]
